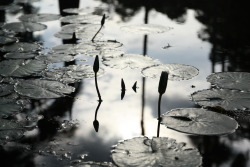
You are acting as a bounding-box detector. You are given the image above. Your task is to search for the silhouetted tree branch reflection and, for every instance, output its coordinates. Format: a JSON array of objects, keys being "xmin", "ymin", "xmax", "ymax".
[{"xmin": 93, "ymin": 100, "xmax": 102, "ymax": 132}]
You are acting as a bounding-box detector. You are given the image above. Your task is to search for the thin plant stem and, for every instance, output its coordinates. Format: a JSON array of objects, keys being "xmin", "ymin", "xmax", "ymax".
[
  {"xmin": 95, "ymin": 72, "xmax": 102, "ymax": 102},
  {"xmin": 91, "ymin": 25, "xmax": 103, "ymax": 42},
  {"xmin": 157, "ymin": 93, "xmax": 162, "ymax": 137}
]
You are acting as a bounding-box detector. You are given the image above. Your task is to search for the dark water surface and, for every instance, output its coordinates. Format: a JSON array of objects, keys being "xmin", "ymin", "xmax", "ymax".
[{"xmin": 1, "ymin": 0, "xmax": 250, "ymax": 166}]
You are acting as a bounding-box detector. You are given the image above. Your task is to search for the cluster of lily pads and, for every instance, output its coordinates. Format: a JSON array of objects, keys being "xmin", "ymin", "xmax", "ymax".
[{"xmin": 0, "ymin": 2, "xmax": 244, "ymax": 167}]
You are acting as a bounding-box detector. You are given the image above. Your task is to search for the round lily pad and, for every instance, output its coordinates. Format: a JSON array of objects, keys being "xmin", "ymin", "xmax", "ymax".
[
  {"xmin": 44, "ymin": 64, "xmax": 104, "ymax": 83},
  {"xmin": 0, "ymin": 59, "xmax": 47, "ymax": 77},
  {"xmin": 60, "ymin": 23, "xmax": 100, "ymax": 33},
  {"xmin": 62, "ymin": 8, "xmax": 94, "ymax": 14},
  {"xmin": 52, "ymin": 43, "xmax": 94, "ymax": 54},
  {"xmin": 2, "ymin": 22, "xmax": 47, "ymax": 32},
  {"xmin": 35, "ymin": 53, "xmax": 75, "ymax": 63},
  {"xmin": 0, "ymin": 118, "xmax": 24, "ymax": 141},
  {"xmin": 191, "ymin": 88, "xmax": 250, "ymax": 111},
  {"xmin": 207, "ymin": 72, "xmax": 250, "ymax": 91},
  {"xmin": 120, "ymin": 24, "xmax": 173, "ymax": 35},
  {"xmin": 111, "ymin": 136, "xmax": 202, "ymax": 167},
  {"xmin": 0, "ymin": 36, "xmax": 17, "ymax": 46},
  {"xmin": 103, "ymin": 54, "xmax": 160, "ymax": 69},
  {"xmin": 3, "ymin": 52, "xmax": 37, "ymax": 59},
  {"xmin": 142, "ymin": 64, "xmax": 199, "ymax": 81},
  {"xmin": 54, "ymin": 30, "xmax": 103, "ymax": 40},
  {"xmin": 72, "ymin": 161, "xmax": 116, "ymax": 167},
  {"xmin": 161, "ymin": 108, "xmax": 238, "ymax": 135},
  {"xmin": 0, "ymin": 98, "xmax": 22, "ymax": 116},
  {"xmin": 15, "ymin": 79, "xmax": 75, "ymax": 99},
  {"xmin": 18, "ymin": 13, "xmax": 61, "ymax": 22},
  {"xmin": 60, "ymin": 14, "xmax": 102, "ymax": 24},
  {"xmin": 1, "ymin": 42, "xmax": 41, "ymax": 52},
  {"xmin": 0, "ymin": 84, "xmax": 14, "ymax": 96}
]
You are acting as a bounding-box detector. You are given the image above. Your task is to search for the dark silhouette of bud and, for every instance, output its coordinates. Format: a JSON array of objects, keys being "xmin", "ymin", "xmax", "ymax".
[
  {"xmin": 93, "ymin": 55, "xmax": 99, "ymax": 73},
  {"xmin": 158, "ymin": 71, "xmax": 168, "ymax": 95},
  {"xmin": 93, "ymin": 120, "xmax": 99, "ymax": 132}
]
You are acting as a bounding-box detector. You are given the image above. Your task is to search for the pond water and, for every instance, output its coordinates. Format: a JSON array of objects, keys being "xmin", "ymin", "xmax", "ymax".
[{"xmin": 1, "ymin": 0, "xmax": 250, "ymax": 167}]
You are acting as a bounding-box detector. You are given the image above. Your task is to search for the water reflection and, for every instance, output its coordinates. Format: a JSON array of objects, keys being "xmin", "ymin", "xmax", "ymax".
[{"xmin": 1, "ymin": 0, "xmax": 250, "ymax": 166}]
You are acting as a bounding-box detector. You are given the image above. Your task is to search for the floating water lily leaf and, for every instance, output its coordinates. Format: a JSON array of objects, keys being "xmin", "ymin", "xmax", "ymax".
[
  {"xmin": 1, "ymin": 42, "xmax": 40, "ymax": 52},
  {"xmin": 191, "ymin": 89, "xmax": 250, "ymax": 111},
  {"xmin": 0, "ymin": 36, "xmax": 17, "ymax": 46},
  {"xmin": 0, "ymin": 118, "xmax": 24, "ymax": 141},
  {"xmin": 52, "ymin": 43, "xmax": 94, "ymax": 54},
  {"xmin": 4, "ymin": 52, "xmax": 37, "ymax": 59},
  {"xmin": 111, "ymin": 136, "xmax": 202, "ymax": 167},
  {"xmin": 54, "ymin": 30, "xmax": 103, "ymax": 40},
  {"xmin": 62, "ymin": 8, "xmax": 94, "ymax": 14},
  {"xmin": 18, "ymin": 13, "xmax": 61, "ymax": 22},
  {"xmin": 207, "ymin": 72, "xmax": 250, "ymax": 91},
  {"xmin": 35, "ymin": 53, "xmax": 75, "ymax": 63},
  {"xmin": 0, "ymin": 98, "xmax": 22, "ymax": 116},
  {"xmin": 15, "ymin": 79, "xmax": 75, "ymax": 99},
  {"xmin": 73, "ymin": 161, "xmax": 116, "ymax": 167},
  {"xmin": 120, "ymin": 24, "xmax": 173, "ymax": 35},
  {"xmin": 60, "ymin": 14, "xmax": 102, "ymax": 24},
  {"xmin": 161, "ymin": 108, "xmax": 238, "ymax": 135},
  {"xmin": 142, "ymin": 64, "xmax": 199, "ymax": 81},
  {"xmin": 0, "ymin": 59, "xmax": 47, "ymax": 77},
  {"xmin": 0, "ymin": 84, "xmax": 14, "ymax": 96},
  {"xmin": 3, "ymin": 22, "xmax": 47, "ymax": 32},
  {"xmin": 60, "ymin": 23, "xmax": 100, "ymax": 33},
  {"xmin": 44, "ymin": 65, "xmax": 104, "ymax": 83},
  {"xmin": 103, "ymin": 54, "xmax": 159, "ymax": 69}
]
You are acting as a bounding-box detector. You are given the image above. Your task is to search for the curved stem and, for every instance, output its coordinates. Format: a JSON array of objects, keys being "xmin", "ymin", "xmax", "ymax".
[
  {"xmin": 157, "ymin": 93, "xmax": 162, "ymax": 137},
  {"xmin": 91, "ymin": 25, "xmax": 103, "ymax": 42},
  {"xmin": 95, "ymin": 72, "xmax": 102, "ymax": 102}
]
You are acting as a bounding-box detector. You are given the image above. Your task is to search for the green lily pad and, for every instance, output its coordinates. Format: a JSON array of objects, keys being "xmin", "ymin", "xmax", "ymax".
[
  {"xmin": 103, "ymin": 54, "xmax": 159, "ymax": 69},
  {"xmin": 111, "ymin": 136, "xmax": 202, "ymax": 167},
  {"xmin": 18, "ymin": 13, "xmax": 61, "ymax": 22},
  {"xmin": 0, "ymin": 84, "xmax": 14, "ymax": 96},
  {"xmin": 0, "ymin": 36, "xmax": 17, "ymax": 46},
  {"xmin": 120, "ymin": 24, "xmax": 173, "ymax": 35},
  {"xmin": 207, "ymin": 72, "xmax": 250, "ymax": 91},
  {"xmin": 191, "ymin": 89, "xmax": 250, "ymax": 111},
  {"xmin": 0, "ymin": 98, "xmax": 22, "ymax": 116},
  {"xmin": 60, "ymin": 14, "xmax": 102, "ymax": 24},
  {"xmin": 1, "ymin": 42, "xmax": 41, "ymax": 52},
  {"xmin": 0, "ymin": 59, "xmax": 47, "ymax": 77},
  {"xmin": 0, "ymin": 118, "xmax": 24, "ymax": 141},
  {"xmin": 44, "ymin": 64, "xmax": 104, "ymax": 83},
  {"xmin": 2, "ymin": 22, "xmax": 47, "ymax": 32},
  {"xmin": 35, "ymin": 53, "xmax": 75, "ymax": 63},
  {"xmin": 14, "ymin": 79, "xmax": 75, "ymax": 99},
  {"xmin": 3, "ymin": 52, "xmax": 37, "ymax": 59},
  {"xmin": 161, "ymin": 108, "xmax": 238, "ymax": 135},
  {"xmin": 142, "ymin": 64, "xmax": 199, "ymax": 81}
]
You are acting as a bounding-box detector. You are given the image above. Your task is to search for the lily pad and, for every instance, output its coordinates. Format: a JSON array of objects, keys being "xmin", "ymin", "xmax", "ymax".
[
  {"xmin": 0, "ymin": 59, "xmax": 47, "ymax": 77},
  {"xmin": 111, "ymin": 136, "xmax": 202, "ymax": 167},
  {"xmin": 72, "ymin": 161, "xmax": 116, "ymax": 167},
  {"xmin": 52, "ymin": 43, "xmax": 94, "ymax": 54},
  {"xmin": 207, "ymin": 72, "xmax": 250, "ymax": 91},
  {"xmin": 54, "ymin": 30, "xmax": 103, "ymax": 40},
  {"xmin": 0, "ymin": 98, "xmax": 22, "ymax": 116},
  {"xmin": 0, "ymin": 118, "xmax": 24, "ymax": 141},
  {"xmin": 161, "ymin": 108, "xmax": 238, "ymax": 135},
  {"xmin": 35, "ymin": 53, "xmax": 75, "ymax": 63},
  {"xmin": 3, "ymin": 52, "xmax": 37, "ymax": 59},
  {"xmin": 60, "ymin": 14, "xmax": 102, "ymax": 24},
  {"xmin": 18, "ymin": 13, "xmax": 61, "ymax": 22},
  {"xmin": 142, "ymin": 64, "xmax": 199, "ymax": 81},
  {"xmin": 120, "ymin": 24, "xmax": 173, "ymax": 35},
  {"xmin": 191, "ymin": 89, "xmax": 250, "ymax": 111},
  {"xmin": 2, "ymin": 22, "xmax": 47, "ymax": 32},
  {"xmin": 62, "ymin": 8, "xmax": 94, "ymax": 14},
  {"xmin": 103, "ymin": 54, "xmax": 159, "ymax": 69},
  {"xmin": 1, "ymin": 42, "xmax": 41, "ymax": 52},
  {"xmin": 0, "ymin": 36, "xmax": 17, "ymax": 46},
  {"xmin": 14, "ymin": 79, "xmax": 75, "ymax": 99},
  {"xmin": 44, "ymin": 64, "xmax": 104, "ymax": 83},
  {"xmin": 60, "ymin": 23, "xmax": 100, "ymax": 33},
  {"xmin": 0, "ymin": 84, "xmax": 14, "ymax": 96}
]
